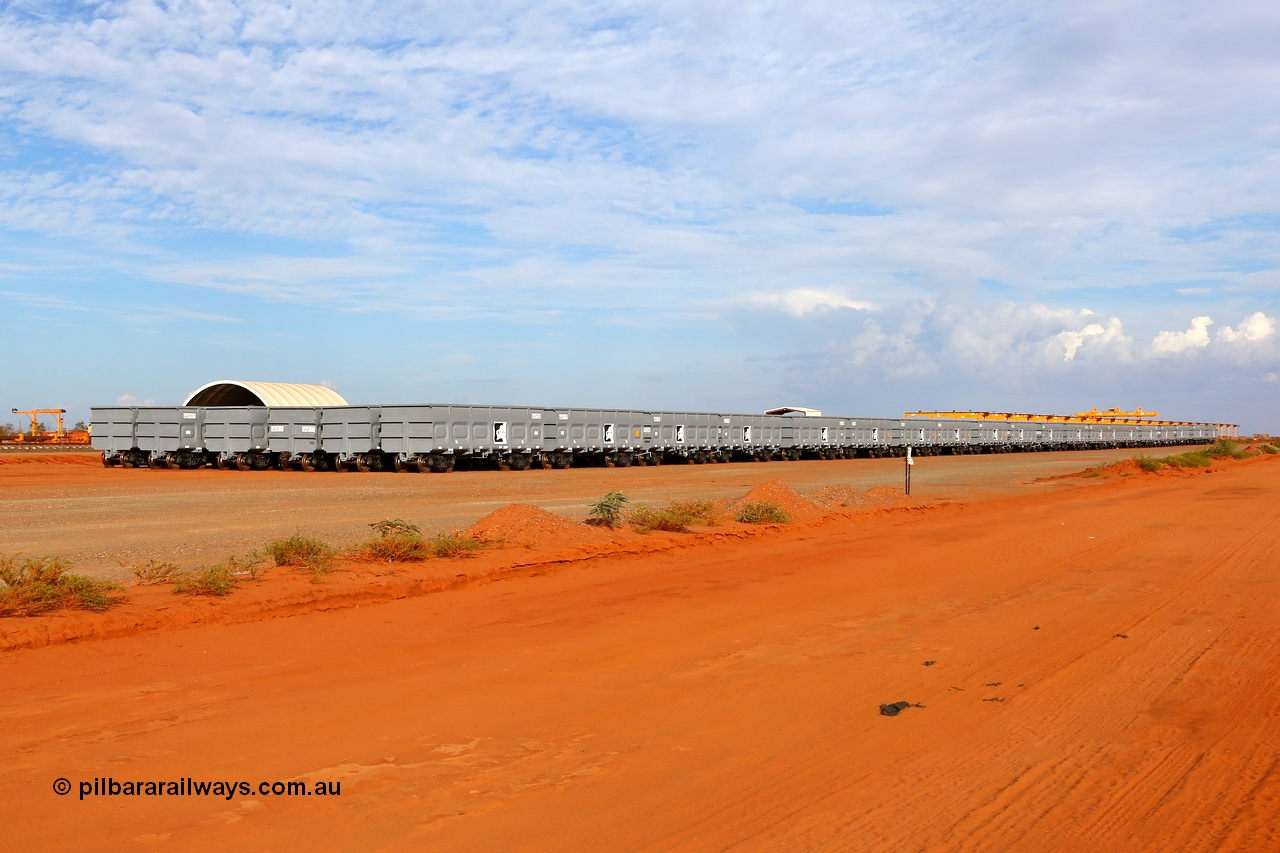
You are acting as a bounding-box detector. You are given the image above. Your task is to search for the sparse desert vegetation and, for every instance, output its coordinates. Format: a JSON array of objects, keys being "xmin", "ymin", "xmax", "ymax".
[
  {"xmin": 629, "ymin": 499, "xmax": 724, "ymax": 532},
  {"xmin": 733, "ymin": 500, "xmax": 792, "ymax": 524},
  {"xmin": 0, "ymin": 554, "xmax": 122, "ymax": 615}
]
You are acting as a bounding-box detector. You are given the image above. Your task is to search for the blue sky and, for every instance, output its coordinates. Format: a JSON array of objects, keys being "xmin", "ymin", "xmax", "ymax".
[{"xmin": 1, "ymin": 1, "xmax": 1277, "ymax": 431}]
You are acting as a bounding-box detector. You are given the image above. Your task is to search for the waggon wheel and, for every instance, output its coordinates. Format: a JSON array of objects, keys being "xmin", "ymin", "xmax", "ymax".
[
  {"xmin": 279, "ymin": 454, "xmax": 295, "ymax": 471},
  {"xmin": 101, "ymin": 453, "xmax": 116, "ymax": 467},
  {"xmin": 355, "ymin": 454, "xmax": 373, "ymax": 473},
  {"xmin": 393, "ymin": 455, "xmax": 411, "ymax": 473},
  {"xmin": 235, "ymin": 454, "xmax": 251, "ymax": 472}
]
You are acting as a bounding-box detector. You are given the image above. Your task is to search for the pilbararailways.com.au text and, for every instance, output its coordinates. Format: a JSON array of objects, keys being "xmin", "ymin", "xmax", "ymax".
[{"xmin": 56, "ymin": 777, "xmax": 341, "ymax": 801}]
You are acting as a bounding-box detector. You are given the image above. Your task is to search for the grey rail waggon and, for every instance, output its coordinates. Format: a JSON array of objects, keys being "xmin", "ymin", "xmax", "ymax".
[{"xmin": 91, "ymin": 381, "xmax": 1224, "ymax": 473}]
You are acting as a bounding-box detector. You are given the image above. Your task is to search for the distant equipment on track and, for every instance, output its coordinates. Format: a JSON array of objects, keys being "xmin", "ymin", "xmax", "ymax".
[
  {"xmin": 10, "ymin": 408, "xmax": 90, "ymax": 445},
  {"xmin": 88, "ymin": 382, "xmax": 1232, "ymax": 473}
]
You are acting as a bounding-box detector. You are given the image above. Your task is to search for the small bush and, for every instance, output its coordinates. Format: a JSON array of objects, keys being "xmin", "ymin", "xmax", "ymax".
[
  {"xmin": 734, "ymin": 500, "xmax": 793, "ymax": 524},
  {"xmin": 226, "ymin": 552, "xmax": 270, "ymax": 582},
  {"xmin": 588, "ymin": 492, "xmax": 629, "ymax": 528},
  {"xmin": 1135, "ymin": 456, "xmax": 1163, "ymax": 473},
  {"xmin": 429, "ymin": 530, "xmax": 494, "ymax": 558},
  {"xmin": 172, "ymin": 564, "xmax": 237, "ymax": 596},
  {"xmin": 353, "ymin": 518, "xmax": 432, "ymax": 563},
  {"xmin": 1204, "ymin": 439, "xmax": 1250, "ymax": 460},
  {"xmin": 129, "ymin": 559, "xmax": 184, "ymax": 585},
  {"xmin": 264, "ymin": 534, "xmax": 334, "ymax": 567},
  {"xmin": 355, "ymin": 533, "xmax": 431, "ymax": 562},
  {"xmin": 628, "ymin": 500, "xmax": 724, "ymax": 533},
  {"xmin": 369, "ymin": 518, "xmax": 421, "ymax": 537},
  {"xmin": 264, "ymin": 534, "xmax": 335, "ymax": 582},
  {"xmin": 666, "ymin": 500, "xmax": 724, "ymax": 527},
  {"xmin": 1261, "ymin": 443, "xmax": 1278, "ymax": 455},
  {"xmin": 0, "ymin": 555, "xmax": 122, "ymax": 615},
  {"xmin": 1161, "ymin": 451, "xmax": 1212, "ymax": 468}
]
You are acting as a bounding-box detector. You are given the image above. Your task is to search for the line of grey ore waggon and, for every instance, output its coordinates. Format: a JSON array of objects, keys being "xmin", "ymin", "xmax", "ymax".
[{"xmin": 91, "ymin": 404, "xmax": 1219, "ymax": 473}]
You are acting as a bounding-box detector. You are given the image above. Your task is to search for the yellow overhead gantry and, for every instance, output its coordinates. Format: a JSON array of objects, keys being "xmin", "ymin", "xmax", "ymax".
[{"xmin": 903, "ymin": 409, "xmax": 1238, "ymax": 437}]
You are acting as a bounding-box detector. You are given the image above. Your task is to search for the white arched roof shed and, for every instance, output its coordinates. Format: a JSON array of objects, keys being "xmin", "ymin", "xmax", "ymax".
[
  {"xmin": 763, "ymin": 405, "xmax": 823, "ymax": 417},
  {"xmin": 183, "ymin": 381, "xmax": 349, "ymax": 407}
]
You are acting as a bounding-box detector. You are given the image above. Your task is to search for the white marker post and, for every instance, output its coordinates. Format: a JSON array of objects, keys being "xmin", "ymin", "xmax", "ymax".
[{"xmin": 905, "ymin": 445, "xmax": 914, "ymax": 495}]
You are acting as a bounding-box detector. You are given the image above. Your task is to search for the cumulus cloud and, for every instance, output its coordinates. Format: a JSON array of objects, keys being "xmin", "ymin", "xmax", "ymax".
[
  {"xmin": 0, "ymin": 0, "xmax": 1277, "ymax": 316},
  {"xmin": 1216, "ymin": 311, "xmax": 1274, "ymax": 344},
  {"xmin": 744, "ymin": 288, "xmax": 875, "ymax": 317},
  {"xmin": 0, "ymin": 3, "xmax": 1278, "ymax": 428},
  {"xmin": 1151, "ymin": 316, "xmax": 1213, "ymax": 354},
  {"xmin": 1057, "ymin": 318, "xmax": 1129, "ymax": 361}
]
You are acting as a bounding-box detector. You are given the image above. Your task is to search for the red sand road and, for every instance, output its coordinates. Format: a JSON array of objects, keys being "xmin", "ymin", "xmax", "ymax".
[{"xmin": 2, "ymin": 458, "xmax": 1279, "ymax": 850}]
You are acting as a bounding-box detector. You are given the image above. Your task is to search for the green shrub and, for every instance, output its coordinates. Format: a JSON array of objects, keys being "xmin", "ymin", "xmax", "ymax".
[
  {"xmin": 129, "ymin": 559, "xmax": 183, "ymax": 585},
  {"xmin": 227, "ymin": 553, "xmax": 271, "ymax": 582},
  {"xmin": 1135, "ymin": 456, "xmax": 1163, "ymax": 473},
  {"xmin": 264, "ymin": 534, "xmax": 335, "ymax": 581},
  {"xmin": 628, "ymin": 505, "xmax": 683, "ymax": 532},
  {"xmin": 588, "ymin": 492, "xmax": 629, "ymax": 528},
  {"xmin": 429, "ymin": 530, "xmax": 494, "ymax": 558},
  {"xmin": 369, "ymin": 518, "xmax": 421, "ymax": 537},
  {"xmin": 170, "ymin": 560, "xmax": 238, "ymax": 594},
  {"xmin": 1161, "ymin": 451, "xmax": 1212, "ymax": 468},
  {"xmin": 734, "ymin": 500, "xmax": 793, "ymax": 524},
  {"xmin": 172, "ymin": 564, "xmax": 237, "ymax": 596},
  {"xmin": 629, "ymin": 500, "xmax": 726, "ymax": 533},
  {"xmin": 666, "ymin": 500, "xmax": 724, "ymax": 527},
  {"xmin": 1204, "ymin": 439, "xmax": 1250, "ymax": 460},
  {"xmin": 354, "ymin": 518, "xmax": 432, "ymax": 563},
  {"xmin": 0, "ymin": 555, "xmax": 122, "ymax": 616},
  {"xmin": 355, "ymin": 533, "xmax": 431, "ymax": 562},
  {"xmin": 1261, "ymin": 443, "xmax": 1278, "ymax": 455}
]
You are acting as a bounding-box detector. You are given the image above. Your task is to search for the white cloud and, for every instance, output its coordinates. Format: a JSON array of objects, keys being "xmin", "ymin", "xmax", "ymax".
[
  {"xmin": 1151, "ymin": 316, "xmax": 1213, "ymax": 354},
  {"xmin": 1217, "ymin": 311, "xmax": 1274, "ymax": 344},
  {"xmin": 745, "ymin": 288, "xmax": 875, "ymax": 317},
  {"xmin": 1057, "ymin": 318, "xmax": 1129, "ymax": 361},
  {"xmin": 0, "ymin": 3, "xmax": 1278, "ymax": 429},
  {"xmin": 115, "ymin": 394, "xmax": 156, "ymax": 406}
]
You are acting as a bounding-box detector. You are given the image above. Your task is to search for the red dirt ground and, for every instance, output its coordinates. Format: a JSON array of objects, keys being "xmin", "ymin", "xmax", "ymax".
[{"xmin": 1, "ymin": 451, "xmax": 1277, "ymax": 850}]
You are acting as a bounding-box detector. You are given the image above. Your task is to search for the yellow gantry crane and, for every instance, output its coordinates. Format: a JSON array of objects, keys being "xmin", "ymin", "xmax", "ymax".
[
  {"xmin": 10, "ymin": 408, "xmax": 91, "ymax": 443},
  {"xmin": 904, "ymin": 408, "xmax": 1237, "ymax": 437}
]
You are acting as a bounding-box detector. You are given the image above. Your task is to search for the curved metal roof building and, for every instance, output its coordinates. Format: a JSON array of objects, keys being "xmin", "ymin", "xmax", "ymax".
[{"xmin": 182, "ymin": 381, "xmax": 348, "ymax": 407}]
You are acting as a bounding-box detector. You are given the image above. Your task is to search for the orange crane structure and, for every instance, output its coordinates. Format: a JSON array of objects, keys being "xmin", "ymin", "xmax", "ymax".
[
  {"xmin": 9, "ymin": 408, "xmax": 91, "ymax": 444},
  {"xmin": 904, "ymin": 407, "xmax": 1237, "ymax": 438}
]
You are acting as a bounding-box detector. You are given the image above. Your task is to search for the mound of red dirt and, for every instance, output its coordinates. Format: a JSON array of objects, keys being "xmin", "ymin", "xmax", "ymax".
[
  {"xmin": 1100, "ymin": 459, "xmax": 1148, "ymax": 477},
  {"xmin": 732, "ymin": 480, "xmax": 829, "ymax": 523},
  {"xmin": 466, "ymin": 504, "xmax": 618, "ymax": 550}
]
